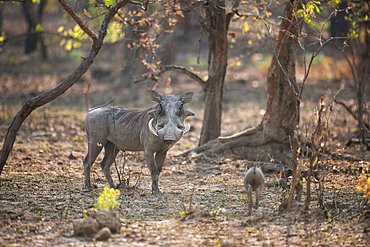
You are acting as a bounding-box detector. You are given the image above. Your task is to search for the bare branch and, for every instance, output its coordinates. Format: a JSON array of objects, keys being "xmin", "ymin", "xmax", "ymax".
[
  {"xmin": 161, "ymin": 66, "xmax": 206, "ymax": 90},
  {"xmin": 135, "ymin": 65, "xmax": 206, "ymax": 91},
  {"xmin": 57, "ymin": 0, "xmax": 98, "ymax": 44}
]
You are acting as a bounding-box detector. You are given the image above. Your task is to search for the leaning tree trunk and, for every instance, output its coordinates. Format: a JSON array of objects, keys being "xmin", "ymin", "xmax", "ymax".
[
  {"xmin": 198, "ymin": 0, "xmax": 229, "ymax": 146},
  {"xmin": 0, "ymin": 0, "xmax": 131, "ymax": 176},
  {"xmin": 180, "ymin": 1, "xmax": 299, "ymax": 165}
]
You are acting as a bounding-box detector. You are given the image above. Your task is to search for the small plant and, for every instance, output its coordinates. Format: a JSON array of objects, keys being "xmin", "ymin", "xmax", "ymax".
[
  {"xmin": 209, "ymin": 206, "xmax": 226, "ymax": 216},
  {"xmin": 179, "ymin": 204, "xmax": 196, "ymax": 217},
  {"xmin": 356, "ymin": 170, "xmax": 370, "ymax": 200},
  {"xmin": 94, "ymin": 186, "xmax": 120, "ymax": 210}
]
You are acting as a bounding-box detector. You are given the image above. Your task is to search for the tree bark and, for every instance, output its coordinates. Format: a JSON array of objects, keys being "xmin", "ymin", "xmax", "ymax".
[
  {"xmin": 179, "ymin": 1, "xmax": 299, "ymax": 165},
  {"xmin": 22, "ymin": 0, "xmax": 47, "ymax": 57},
  {"xmin": 0, "ymin": 0, "xmax": 130, "ymax": 176},
  {"xmin": 198, "ymin": 0, "xmax": 229, "ymax": 146}
]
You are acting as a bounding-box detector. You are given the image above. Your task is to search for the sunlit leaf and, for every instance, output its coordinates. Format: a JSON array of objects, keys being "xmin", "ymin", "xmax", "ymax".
[
  {"xmin": 65, "ymin": 39, "xmax": 73, "ymax": 51},
  {"xmin": 57, "ymin": 26, "xmax": 64, "ymax": 33},
  {"xmin": 73, "ymin": 41, "xmax": 81, "ymax": 48},
  {"xmin": 35, "ymin": 24, "xmax": 43, "ymax": 32},
  {"xmin": 313, "ymin": 156, "xmax": 318, "ymax": 166},
  {"xmin": 105, "ymin": 0, "xmax": 111, "ymax": 7},
  {"xmin": 296, "ymin": 9, "xmax": 304, "ymax": 18},
  {"xmin": 59, "ymin": 39, "xmax": 66, "ymax": 47}
]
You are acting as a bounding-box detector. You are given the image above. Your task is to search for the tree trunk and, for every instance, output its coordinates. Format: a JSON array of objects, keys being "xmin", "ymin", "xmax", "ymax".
[
  {"xmin": 180, "ymin": 1, "xmax": 299, "ymax": 165},
  {"xmin": 22, "ymin": 0, "xmax": 47, "ymax": 58},
  {"xmin": 356, "ymin": 9, "xmax": 370, "ymax": 149},
  {"xmin": 198, "ymin": 0, "xmax": 229, "ymax": 146},
  {"xmin": 0, "ymin": 4, "xmax": 3, "ymax": 35}
]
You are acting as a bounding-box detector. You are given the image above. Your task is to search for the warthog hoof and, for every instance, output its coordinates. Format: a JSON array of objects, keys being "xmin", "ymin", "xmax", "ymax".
[{"xmin": 152, "ymin": 188, "xmax": 162, "ymax": 194}]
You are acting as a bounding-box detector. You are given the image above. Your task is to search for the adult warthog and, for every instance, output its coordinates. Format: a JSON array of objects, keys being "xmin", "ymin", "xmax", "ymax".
[{"xmin": 83, "ymin": 90, "xmax": 195, "ymax": 194}]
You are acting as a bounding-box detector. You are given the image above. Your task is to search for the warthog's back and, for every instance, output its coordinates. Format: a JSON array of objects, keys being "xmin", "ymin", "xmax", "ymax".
[{"xmin": 85, "ymin": 106, "xmax": 156, "ymax": 151}]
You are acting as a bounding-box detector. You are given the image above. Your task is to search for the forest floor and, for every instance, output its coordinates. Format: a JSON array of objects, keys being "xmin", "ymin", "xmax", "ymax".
[
  {"xmin": 1, "ymin": 10, "xmax": 370, "ymax": 246},
  {"xmin": 0, "ymin": 51, "xmax": 369, "ymax": 246}
]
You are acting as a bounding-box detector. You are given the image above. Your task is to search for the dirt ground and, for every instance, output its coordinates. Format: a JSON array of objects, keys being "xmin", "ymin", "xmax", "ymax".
[{"xmin": 1, "ymin": 6, "xmax": 370, "ymax": 246}]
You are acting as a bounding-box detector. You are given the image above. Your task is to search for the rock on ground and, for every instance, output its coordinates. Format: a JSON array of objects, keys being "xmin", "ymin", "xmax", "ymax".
[
  {"xmin": 95, "ymin": 227, "xmax": 111, "ymax": 241},
  {"xmin": 95, "ymin": 209, "xmax": 121, "ymax": 233},
  {"xmin": 73, "ymin": 217, "xmax": 99, "ymax": 236}
]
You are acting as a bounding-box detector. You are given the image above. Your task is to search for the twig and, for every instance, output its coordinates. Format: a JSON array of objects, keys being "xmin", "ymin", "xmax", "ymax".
[{"xmin": 57, "ymin": 0, "xmax": 98, "ymax": 44}]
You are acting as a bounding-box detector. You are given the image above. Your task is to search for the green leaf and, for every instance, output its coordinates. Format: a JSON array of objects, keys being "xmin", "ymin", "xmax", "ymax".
[
  {"xmin": 307, "ymin": 2, "xmax": 313, "ymax": 10},
  {"xmin": 304, "ymin": 15, "xmax": 312, "ymax": 24},
  {"xmin": 35, "ymin": 24, "xmax": 43, "ymax": 32},
  {"xmin": 315, "ymin": 4, "xmax": 321, "ymax": 15},
  {"xmin": 296, "ymin": 9, "xmax": 304, "ymax": 18}
]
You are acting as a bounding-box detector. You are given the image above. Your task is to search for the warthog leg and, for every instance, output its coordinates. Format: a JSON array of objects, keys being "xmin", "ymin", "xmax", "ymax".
[
  {"xmin": 155, "ymin": 150, "xmax": 167, "ymax": 174},
  {"xmin": 145, "ymin": 151, "xmax": 161, "ymax": 194},
  {"xmin": 83, "ymin": 140, "xmax": 103, "ymax": 191},
  {"xmin": 100, "ymin": 141, "xmax": 120, "ymax": 189}
]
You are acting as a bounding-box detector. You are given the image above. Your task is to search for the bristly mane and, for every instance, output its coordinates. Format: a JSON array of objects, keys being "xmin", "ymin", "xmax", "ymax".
[{"xmin": 109, "ymin": 104, "xmax": 158, "ymax": 124}]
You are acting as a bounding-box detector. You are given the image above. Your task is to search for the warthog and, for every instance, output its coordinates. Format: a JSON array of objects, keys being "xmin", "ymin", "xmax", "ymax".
[
  {"xmin": 244, "ymin": 165, "xmax": 265, "ymax": 214},
  {"xmin": 83, "ymin": 90, "xmax": 195, "ymax": 194}
]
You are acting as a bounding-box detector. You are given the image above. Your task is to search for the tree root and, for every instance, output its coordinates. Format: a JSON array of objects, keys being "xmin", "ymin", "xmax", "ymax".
[{"xmin": 177, "ymin": 127, "xmax": 293, "ymax": 166}]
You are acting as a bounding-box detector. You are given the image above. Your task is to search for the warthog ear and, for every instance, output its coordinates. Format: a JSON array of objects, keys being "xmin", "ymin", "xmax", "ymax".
[
  {"xmin": 185, "ymin": 109, "xmax": 195, "ymax": 117},
  {"xmin": 149, "ymin": 89, "xmax": 164, "ymax": 103},
  {"xmin": 148, "ymin": 109, "xmax": 158, "ymax": 116},
  {"xmin": 180, "ymin": 92, "xmax": 194, "ymax": 104}
]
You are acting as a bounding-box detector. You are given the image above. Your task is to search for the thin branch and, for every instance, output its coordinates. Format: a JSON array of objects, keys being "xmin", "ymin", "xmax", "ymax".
[
  {"xmin": 135, "ymin": 65, "xmax": 206, "ymax": 91},
  {"xmin": 57, "ymin": 0, "xmax": 99, "ymax": 44},
  {"xmin": 334, "ymin": 99, "xmax": 369, "ymax": 130}
]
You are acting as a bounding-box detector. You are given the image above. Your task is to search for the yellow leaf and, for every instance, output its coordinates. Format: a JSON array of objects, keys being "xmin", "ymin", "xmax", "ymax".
[
  {"xmin": 65, "ymin": 40, "xmax": 72, "ymax": 51},
  {"xmin": 57, "ymin": 26, "xmax": 64, "ymax": 32},
  {"xmin": 313, "ymin": 156, "xmax": 318, "ymax": 166},
  {"xmin": 203, "ymin": 75, "xmax": 209, "ymax": 81},
  {"xmin": 356, "ymin": 185, "xmax": 363, "ymax": 191},
  {"xmin": 74, "ymin": 25, "xmax": 81, "ymax": 32},
  {"xmin": 243, "ymin": 22, "xmax": 249, "ymax": 33},
  {"xmin": 59, "ymin": 39, "xmax": 66, "ymax": 47}
]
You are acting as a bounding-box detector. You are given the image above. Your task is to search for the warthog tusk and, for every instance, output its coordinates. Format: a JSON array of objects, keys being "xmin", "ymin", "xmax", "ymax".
[
  {"xmin": 183, "ymin": 123, "xmax": 191, "ymax": 135},
  {"xmin": 148, "ymin": 118, "xmax": 159, "ymax": 137}
]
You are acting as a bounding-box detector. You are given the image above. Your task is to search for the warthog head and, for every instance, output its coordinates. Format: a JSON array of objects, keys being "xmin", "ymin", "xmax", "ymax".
[{"xmin": 148, "ymin": 90, "xmax": 195, "ymax": 144}]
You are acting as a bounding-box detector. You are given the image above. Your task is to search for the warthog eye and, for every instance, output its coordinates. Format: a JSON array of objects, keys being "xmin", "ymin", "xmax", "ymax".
[
  {"xmin": 177, "ymin": 124, "xmax": 184, "ymax": 130},
  {"xmin": 157, "ymin": 123, "xmax": 164, "ymax": 129},
  {"xmin": 159, "ymin": 103, "xmax": 165, "ymax": 116},
  {"xmin": 177, "ymin": 102, "xmax": 184, "ymax": 117}
]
